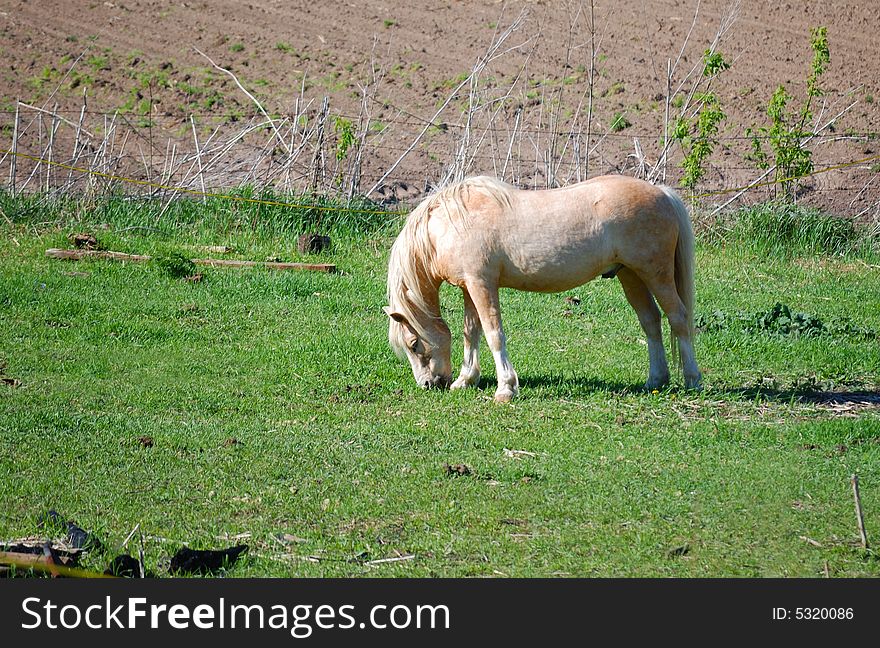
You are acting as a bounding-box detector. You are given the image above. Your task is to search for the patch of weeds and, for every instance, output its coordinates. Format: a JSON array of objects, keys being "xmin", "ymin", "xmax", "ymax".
[
  {"xmin": 28, "ymin": 66, "xmax": 59, "ymax": 89},
  {"xmin": 229, "ymin": 43, "xmax": 245, "ymax": 53},
  {"xmin": 177, "ymin": 81, "xmax": 202, "ymax": 95},
  {"xmin": 87, "ymin": 55, "xmax": 110, "ymax": 72},
  {"xmin": 731, "ymin": 202, "xmax": 870, "ymax": 257},
  {"xmin": 152, "ymin": 250, "xmax": 196, "ymax": 279},
  {"xmin": 201, "ymin": 91, "xmax": 225, "ymax": 111},
  {"xmin": 319, "ymin": 71, "xmax": 347, "ymax": 92},
  {"xmin": 610, "ymin": 112, "xmax": 631, "ymax": 132},
  {"xmin": 275, "ymin": 42, "xmax": 294, "ymax": 53},
  {"xmin": 67, "ymin": 71, "xmax": 94, "ymax": 91},
  {"xmin": 602, "ymin": 81, "xmax": 625, "ymax": 97},
  {"xmin": 750, "ymin": 303, "xmax": 827, "ymax": 336},
  {"xmin": 383, "ymin": 19, "xmax": 397, "ymax": 28},
  {"xmin": 435, "ymin": 72, "xmax": 469, "ymax": 91},
  {"xmin": 697, "ymin": 302, "xmax": 877, "ymax": 340}
]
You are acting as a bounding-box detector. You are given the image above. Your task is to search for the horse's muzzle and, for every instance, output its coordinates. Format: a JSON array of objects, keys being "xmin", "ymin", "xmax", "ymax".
[{"xmin": 421, "ymin": 376, "xmax": 451, "ymax": 389}]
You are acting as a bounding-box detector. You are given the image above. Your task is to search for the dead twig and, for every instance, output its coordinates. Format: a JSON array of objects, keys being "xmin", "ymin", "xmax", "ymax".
[{"xmin": 852, "ymin": 474, "xmax": 869, "ymax": 549}]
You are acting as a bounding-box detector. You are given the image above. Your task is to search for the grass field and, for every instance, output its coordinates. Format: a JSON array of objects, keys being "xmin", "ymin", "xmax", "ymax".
[{"xmin": 1, "ymin": 195, "xmax": 879, "ymax": 577}]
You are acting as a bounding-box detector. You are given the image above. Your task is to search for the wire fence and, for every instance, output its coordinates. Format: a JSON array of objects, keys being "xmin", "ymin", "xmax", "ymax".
[{"xmin": 2, "ymin": 96, "xmax": 879, "ymax": 220}]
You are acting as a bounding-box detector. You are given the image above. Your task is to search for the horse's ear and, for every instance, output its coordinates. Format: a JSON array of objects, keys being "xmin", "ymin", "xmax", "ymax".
[{"xmin": 382, "ymin": 306, "xmax": 409, "ymax": 326}]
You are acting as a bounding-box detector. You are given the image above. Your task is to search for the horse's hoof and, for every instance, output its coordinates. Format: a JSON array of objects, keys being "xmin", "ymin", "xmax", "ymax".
[
  {"xmin": 450, "ymin": 377, "xmax": 476, "ymax": 390},
  {"xmin": 645, "ymin": 375, "xmax": 670, "ymax": 390},
  {"xmin": 493, "ymin": 389, "xmax": 516, "ymax": 404}
]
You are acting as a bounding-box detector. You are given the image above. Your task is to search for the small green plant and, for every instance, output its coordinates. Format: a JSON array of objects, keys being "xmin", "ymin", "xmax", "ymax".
[
  {"xmin": 672, "ymin": 49, "xmax": 730, "ymax": 197},
  {"xmin": 672, "ymin": 49, "xmax": 730, "ymax": 194},
  {"xmin": 610, "ymin": 112, "xmax": 631, "ymax": 132},
  {"xmin": 747, "ymin": 26, "xmax": 830, "ymax": 200},
  {"xmin": 87, "ymin": 55, "xmax": 110, "ymax": 72},
  {"xmin": 383, "ymin": 19, "xmax": 397, "ymax": 28},
  {"xmin": 229, "ymin": 43, "xmax": 244, "ymax": 53},
  {"xmin": 334, "ymin": 116, "xmax": 355, "ymax": 162},
  {"xmin": 275, "ymin": 42, "xmax": 294, "ymax": 53},
  {"xmin": 28, "ymin": 66, "xmax": 59, "ymax": 89},
  {"xmin": 602, "ymin": 81, "xmax": 625, "ymax": 97},
  {"xmin": 696, "ymin": 303, "xmax": 876, "ymax": 340},
  {"xmin": 153, "ymin": 251, "xmax": 195, "ymax": 279}
]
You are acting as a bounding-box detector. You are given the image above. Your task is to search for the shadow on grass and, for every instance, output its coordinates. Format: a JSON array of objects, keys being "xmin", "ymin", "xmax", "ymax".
[
  {"xmin": 720, "ymin": 387, "xmax": 880, "ymax": 406},
  {"xmin": 516, "ymin": 374, "xmax": 645, "ymax": 396},
  {"xmin": 505, "ymin": 372, "xmax": 880, "ymax": 407}
]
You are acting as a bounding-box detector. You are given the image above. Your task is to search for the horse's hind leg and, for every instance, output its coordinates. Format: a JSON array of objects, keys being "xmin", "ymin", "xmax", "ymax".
[
  {"xmin": 451, "ymin": 287, "xmax": 482, "ymax": 390},
  {"xmin": 465, "ymin": 279, "xmax": 519, "ymax": 403},
  {"xmin": 641, "ymin": 272, "xmax": 702, "ymax": 390},
  {"xmin": 617, "ymin": 268, "xmax": 669, "ymax": 389}
]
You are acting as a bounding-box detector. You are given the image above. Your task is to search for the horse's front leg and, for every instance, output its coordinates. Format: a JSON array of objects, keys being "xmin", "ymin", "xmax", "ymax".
[
  {"xmin": 467, "ymin": 279, "xmax": 519, "ymax": 403},
  {"xmin": 451, "ymin": 288, "xmax": 482, "ymax": 390}
]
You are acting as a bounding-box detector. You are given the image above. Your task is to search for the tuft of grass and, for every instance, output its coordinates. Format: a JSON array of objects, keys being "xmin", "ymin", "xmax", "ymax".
[
  {"xmin": 87, "ymin": 55, "xmax": 110, "ymax": 72},
  {"xmin": 0, "ymin": 190, "xmax": 395, "ymax": 239},
  {"xmin": 152, "ymin": 250, "xmax": 196, "ymax": 279},
  {"xmin": 229, "ymin": 43, "xmax": 245, "ymax": 53},
  {"xmin": 728, "ymin": 202, "xmax": 875, "ymax": 258},
  {"xmin": 610, "ymin": 112, "xmax": 631, "ymax": 132}
]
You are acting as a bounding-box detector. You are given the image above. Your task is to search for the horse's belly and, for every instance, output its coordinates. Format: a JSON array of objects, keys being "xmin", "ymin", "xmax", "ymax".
[{"xmin": 499, "ymin": 243, "xmax": 612, "ymax": 292}]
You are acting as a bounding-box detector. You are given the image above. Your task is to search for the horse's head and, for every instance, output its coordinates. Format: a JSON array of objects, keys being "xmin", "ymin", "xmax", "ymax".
[{"xmin": 384, "ymin": 306, "xmax": 452, "ymax": 389}]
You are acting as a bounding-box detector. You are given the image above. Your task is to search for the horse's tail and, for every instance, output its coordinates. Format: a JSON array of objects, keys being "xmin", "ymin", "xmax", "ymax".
[{"xmin": 660, "ymin": 186, "xmax": 696, "ymax": 362}]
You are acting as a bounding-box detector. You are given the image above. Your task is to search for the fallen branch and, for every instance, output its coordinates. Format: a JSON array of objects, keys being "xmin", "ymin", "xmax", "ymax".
[{"xmin": 45, "ymin": 248, "xmax": 336, "ymax": 273}]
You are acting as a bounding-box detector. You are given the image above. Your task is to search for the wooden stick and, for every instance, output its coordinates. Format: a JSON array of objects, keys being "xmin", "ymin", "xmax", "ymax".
[
  {"xmin": 0, "ymin": 551, "xmax": 115, "ymax": 578},
  {"xmin": 45, "ymin": 248, "xmax": 336, "ymax": 273},
  {"xmin": 9, "ymin": 100, "xmax": 19, "ymax": 195},
  {"xmin": 365, "ymin": 554, "xmax": 415, "ymax": 566},
  {"xmin": 852, "ymin": 474, "xmax": 869, "ymax": 549}
]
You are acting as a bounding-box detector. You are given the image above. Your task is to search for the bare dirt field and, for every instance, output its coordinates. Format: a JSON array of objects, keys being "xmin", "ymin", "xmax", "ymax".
[{"xmin": 1, "ymin": 0, "xmax": 879, "ymax": 216}]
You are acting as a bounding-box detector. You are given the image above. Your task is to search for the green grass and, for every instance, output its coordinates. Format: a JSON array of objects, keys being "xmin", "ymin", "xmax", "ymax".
[
  {"xmin": 610, "ymin": 112, "xmax": 631, "ymax": 133},
  {"xmin": 722, "ymin": 202, "xmax": 877, "ymax": 258},
  {"xmin": 1, "ymin": 195, "xmax": 879, "ymax": 577}
]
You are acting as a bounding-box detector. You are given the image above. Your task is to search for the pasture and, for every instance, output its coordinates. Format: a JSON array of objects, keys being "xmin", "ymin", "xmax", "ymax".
[{"xmin": 1, "ymin": 196, "xmax": 878, "ymax": 577}]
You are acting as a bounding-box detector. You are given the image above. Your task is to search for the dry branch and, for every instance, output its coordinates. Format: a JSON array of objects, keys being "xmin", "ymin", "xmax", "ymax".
[
  {"xmin": 852, "ymin": 474, "xmax": 869, "ymax": 549},
  {"xmin": 45, "ymin": 248, "xmax": 336, "ymax": 273}
]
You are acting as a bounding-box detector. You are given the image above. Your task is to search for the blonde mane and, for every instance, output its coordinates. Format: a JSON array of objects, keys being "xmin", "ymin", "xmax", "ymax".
[{"xmin": 386, "ymin": 176, "xmax": 513, "ymax": 355}]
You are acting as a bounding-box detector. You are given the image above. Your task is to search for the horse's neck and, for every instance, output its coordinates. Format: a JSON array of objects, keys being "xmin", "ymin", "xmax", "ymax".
[{"xmin": 411, "ymin": 274, "xmax": 442, "ymax": 317}]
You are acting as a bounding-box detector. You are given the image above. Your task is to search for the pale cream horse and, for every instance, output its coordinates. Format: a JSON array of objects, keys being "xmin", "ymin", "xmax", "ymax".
[{"xmin": 384, "ymin": 175, "xmax": 701, "ymax": 402}]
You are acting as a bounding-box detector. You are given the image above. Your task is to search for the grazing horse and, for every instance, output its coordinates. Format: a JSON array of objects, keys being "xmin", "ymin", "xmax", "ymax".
[{"xmin": 384, "ymin": 175, "xmax": 701, "ymax": 402}]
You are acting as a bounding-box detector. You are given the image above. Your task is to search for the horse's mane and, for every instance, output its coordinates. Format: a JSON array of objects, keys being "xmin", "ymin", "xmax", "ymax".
[{"xmin": 386, "ymin": 176, "xmax": 513, "ymax": 355}]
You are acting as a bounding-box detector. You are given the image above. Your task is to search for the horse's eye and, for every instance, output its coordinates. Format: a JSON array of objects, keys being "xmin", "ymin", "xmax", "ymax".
[{"xmin": 409, "ymin": 340, "xmax": 419, "ymax": 352}]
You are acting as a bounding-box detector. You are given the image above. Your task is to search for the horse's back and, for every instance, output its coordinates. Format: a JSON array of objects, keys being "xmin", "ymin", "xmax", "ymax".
[{"xmin": 441, "ymin": 175, "xmax": 684, "ymax": 292}]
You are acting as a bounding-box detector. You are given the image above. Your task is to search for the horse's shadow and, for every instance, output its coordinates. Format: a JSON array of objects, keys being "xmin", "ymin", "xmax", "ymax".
[{"xmin": 485, "ymin": 372, "xmax": 880, "ymax": 407}]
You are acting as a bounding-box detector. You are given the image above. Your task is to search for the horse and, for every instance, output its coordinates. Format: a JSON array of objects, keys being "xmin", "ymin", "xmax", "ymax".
[{"xmin": 384, "ymin": 174, "xmax": 702, "ymax": 402}]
